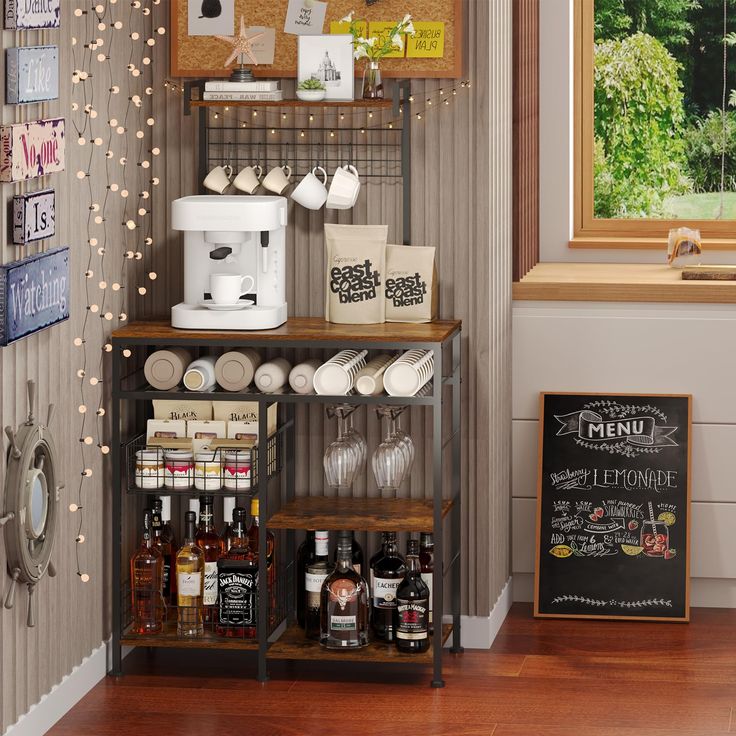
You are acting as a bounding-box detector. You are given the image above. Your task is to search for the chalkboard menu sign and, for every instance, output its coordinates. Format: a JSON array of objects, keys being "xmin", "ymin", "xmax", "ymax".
[{"xmin": 534, "ymin": 393, "xmax": 691, "ymax": 622}]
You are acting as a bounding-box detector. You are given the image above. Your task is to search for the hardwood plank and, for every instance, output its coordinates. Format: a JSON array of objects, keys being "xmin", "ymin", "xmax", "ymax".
[{"xmin": 267, "ymin": 496, "xmax": 453, "ymax": 531}]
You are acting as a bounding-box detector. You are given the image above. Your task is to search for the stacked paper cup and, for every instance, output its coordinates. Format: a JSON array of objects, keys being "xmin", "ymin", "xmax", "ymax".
[
  {"xmin": 383, "ymin": 350, "xmax": 434, "ymax": 397},
  {"xmin": 313, "ymin": 350, "xmax": 368, "ymax": 395}
]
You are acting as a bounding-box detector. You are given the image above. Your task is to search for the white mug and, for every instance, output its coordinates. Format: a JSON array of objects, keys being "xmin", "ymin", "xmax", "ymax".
[
  {"xmin": 210, "ymin": 272, "xmax": 256, "ymax": 305},
  {"xmin": 203, "ymin": 165, "xmax": 233, "ymax": 194},
  {"xmin": 233, "ymin": 165, "xmax": 262, "ymax": 195},
  {"xmin": 326, "ymin": 164, "xmax": 360, "ymax": 210},
  {"xmin": 291, "ymin": 166, "xmax": 328, "ymax": 210},
  {"xmin": 262, "ymin": 165, "xmax": 292, "ymax": 195}
]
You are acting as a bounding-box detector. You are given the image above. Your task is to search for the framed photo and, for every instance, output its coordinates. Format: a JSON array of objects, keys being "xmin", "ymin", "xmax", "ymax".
[{"xmin": 297, "ymin": 34, "xmax": 354, "ymax": 101}]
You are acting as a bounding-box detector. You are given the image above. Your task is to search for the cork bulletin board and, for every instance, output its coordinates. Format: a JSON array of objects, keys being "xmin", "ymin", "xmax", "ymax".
[{"xmin": 171, "ymin": 0, "xmax": 463, "ymax": 79}]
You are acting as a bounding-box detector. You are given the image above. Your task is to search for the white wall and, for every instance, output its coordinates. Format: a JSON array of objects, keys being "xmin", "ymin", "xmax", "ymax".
[{"xmin": 512, "ymin": 301, "xmax": 736, "ymax": 607}]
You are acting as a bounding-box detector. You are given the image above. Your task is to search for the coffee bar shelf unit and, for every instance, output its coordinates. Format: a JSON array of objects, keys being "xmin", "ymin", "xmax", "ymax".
[
  {"xmin": 183, "ymin": 80, "xmax": 413, "ymax": 244},
  {"xmin": 110, "ymin": 318, "xmax": 462, "ymax": 687}
]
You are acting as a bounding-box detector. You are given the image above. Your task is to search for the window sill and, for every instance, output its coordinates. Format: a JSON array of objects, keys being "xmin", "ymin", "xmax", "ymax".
[
  {"xmin": 569, "ymin": 236, "xmax": 736, "ymax": 250},
  {"xmin": 513, "ymin": 263, "xmax": 736, "ymax": 303}
]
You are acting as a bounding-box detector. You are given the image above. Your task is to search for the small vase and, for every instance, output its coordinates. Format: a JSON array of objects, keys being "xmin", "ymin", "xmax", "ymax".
[{"xmin": 362, "ymin": 61, "xmax": 384, "ymax": 100}]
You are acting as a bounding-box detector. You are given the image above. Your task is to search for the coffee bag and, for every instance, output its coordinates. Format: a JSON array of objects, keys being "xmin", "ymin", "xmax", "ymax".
[
  {"xmin": 324, "ymin": 223, "xmax": 388, "ymax": 324},
  {"xmin": 385, "ymin": 245, "xmax": 438, "ymax": 323}
]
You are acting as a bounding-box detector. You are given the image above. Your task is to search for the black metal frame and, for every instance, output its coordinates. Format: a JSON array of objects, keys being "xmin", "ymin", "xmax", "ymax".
[{"xmin": 110, "ymin": 326, "xmax": 461, "ymax": 686}]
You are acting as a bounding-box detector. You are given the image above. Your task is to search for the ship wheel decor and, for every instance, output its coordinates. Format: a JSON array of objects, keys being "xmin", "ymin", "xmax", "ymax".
[{"xmin": 1, "ymin": 381, "xmax": 63, "ymax": 627}]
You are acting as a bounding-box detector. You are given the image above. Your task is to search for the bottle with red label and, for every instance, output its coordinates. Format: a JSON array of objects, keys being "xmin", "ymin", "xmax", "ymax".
[{"xmin": 395, "ymin": 538, "xmax": 430, "ymax": 653}]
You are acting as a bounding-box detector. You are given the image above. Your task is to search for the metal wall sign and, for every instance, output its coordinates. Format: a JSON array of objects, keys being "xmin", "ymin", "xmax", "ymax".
[
  {"xmin": 0, "ymin": 247, "xmax": 69, "ymax": 346},
  {"xmin": 4, "ymin": 0, "xmax": 61, "ymax": 30},
  {"xmin": 6, "ymin": 46, "xmax": 59, "ymax": 104},
  {"xmin": 13, "ymin": 189, "xmax": 55, "ymax": 245},
  {"xmin": 0, "ymin": 118, "xmax": 65, "ymax": 182}
]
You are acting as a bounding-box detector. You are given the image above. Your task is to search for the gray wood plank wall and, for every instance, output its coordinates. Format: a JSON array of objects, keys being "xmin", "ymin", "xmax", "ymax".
[{"xmin": 1, "ymin": 1, "xmax": 510, "ymax": 732}]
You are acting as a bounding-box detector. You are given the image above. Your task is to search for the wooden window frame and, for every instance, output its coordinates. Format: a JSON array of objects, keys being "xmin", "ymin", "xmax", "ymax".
[{"xmin": 572, "ymin": 0, "xmax": 736, "ymax": 250}]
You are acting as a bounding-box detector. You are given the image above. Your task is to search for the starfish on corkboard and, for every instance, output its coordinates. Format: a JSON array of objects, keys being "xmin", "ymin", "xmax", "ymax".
[{"xmin": 215, "ymin": 15, "xmax": 265, "ymax": 68}]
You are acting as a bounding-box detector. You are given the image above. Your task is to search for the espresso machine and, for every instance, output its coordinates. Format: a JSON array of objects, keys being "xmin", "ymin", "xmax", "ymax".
[{"xmin": 171, "ymin": 195, "xmax": 288, "ymax": 330}]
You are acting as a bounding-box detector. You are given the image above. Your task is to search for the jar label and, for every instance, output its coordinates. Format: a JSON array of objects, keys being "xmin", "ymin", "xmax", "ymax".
[{"xmin": 177, "ymin": 571, "xmax": 202, "ymax": 597}]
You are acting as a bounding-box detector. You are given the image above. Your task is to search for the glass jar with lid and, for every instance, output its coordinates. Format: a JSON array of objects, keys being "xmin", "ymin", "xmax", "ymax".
[
  {"xmin": 223, "ymin": 450, "xmax": 252, "ymax": 491},
  {"xmin": 194, "ymin": 451, "xmax": 222, "ymax": 491},
  {"xmin": 135, "ymin": 449, "xmax": 164, "ymax": 489},
  {"xmin": 164, "ymin": 449, "xmax": 194, "ymax": 490}
]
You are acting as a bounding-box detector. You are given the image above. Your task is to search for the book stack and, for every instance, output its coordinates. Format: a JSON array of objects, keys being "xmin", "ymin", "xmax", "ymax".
[{"xmin": 202, "ymin": 80, "xmax": 282, "ymax": 102}]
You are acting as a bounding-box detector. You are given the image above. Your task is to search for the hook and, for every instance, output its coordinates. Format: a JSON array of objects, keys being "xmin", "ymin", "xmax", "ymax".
[
  {"xmin": 283, "ymin": 141, "xmax": 289, "ymax": 168},
  {"xmin": 255, "ymin": 141, "xmax": 262, "ymax": 169}
]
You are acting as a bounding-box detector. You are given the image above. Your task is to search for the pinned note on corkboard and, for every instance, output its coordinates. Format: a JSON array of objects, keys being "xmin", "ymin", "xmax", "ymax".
[{"xmin": 171, "ymin": 0, "xmax": 462, "ymax": 78}]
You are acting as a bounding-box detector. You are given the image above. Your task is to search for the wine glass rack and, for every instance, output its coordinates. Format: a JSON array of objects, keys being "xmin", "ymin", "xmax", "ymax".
[{"xmin": 110, "ymin": 317, "xmax": 462, "ymax": 687}]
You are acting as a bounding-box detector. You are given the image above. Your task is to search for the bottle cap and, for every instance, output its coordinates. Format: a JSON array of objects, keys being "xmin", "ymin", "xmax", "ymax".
[{"xmin": 184, "ymin": 510, "xmax": 196, "ymax": 524}]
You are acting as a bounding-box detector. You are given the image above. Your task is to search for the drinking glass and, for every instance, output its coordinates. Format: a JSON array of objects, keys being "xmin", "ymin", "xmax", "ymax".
[
  {"xmin": 390, "ymin": 411, "xmax": 415, "ymax": 477},
  {"xmin": 324, "ymin": 408, "xmax": 361, "ymax": 490},
  {"xmin": 371, "ymin": 406, "xmax": 409, "ymax": 492}
]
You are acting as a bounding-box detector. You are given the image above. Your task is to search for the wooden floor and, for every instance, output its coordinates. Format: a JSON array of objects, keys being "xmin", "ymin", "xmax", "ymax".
[{"xmin": 48, "ymin": 603, "xmax": 736, "ymax": 735}]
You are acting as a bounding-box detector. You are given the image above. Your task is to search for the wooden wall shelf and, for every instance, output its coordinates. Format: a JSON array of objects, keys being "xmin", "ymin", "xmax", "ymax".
[{"xmin": 191, "ymin": 99, "xmax": 394, "ymax": 109}]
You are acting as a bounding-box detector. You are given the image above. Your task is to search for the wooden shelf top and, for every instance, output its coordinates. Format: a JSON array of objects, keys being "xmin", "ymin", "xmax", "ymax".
[
  {"xmin": 121, "ymin": 621, "xmax": 258, "ymax": 651},
  {"xmin": 268, "ymin": 496, "xmax": 452, "ymax": 532},
  {"xmin": 112, "ymin": 318, "xmax": 461, "ymax": 346},
  {"xmin": 514, "ymin": 263, "xmax": 736, "ymax": 304},
  {"xmin": 267, "ymin": 623, "xmax": 452, "ymax": 663},
  {"xmin": 191, "ymin": 98, "xmax": 394, "ymax": 109}
]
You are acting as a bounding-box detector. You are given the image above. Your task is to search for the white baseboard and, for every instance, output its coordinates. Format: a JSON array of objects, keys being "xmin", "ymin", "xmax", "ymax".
[
  {"xmin": 4, "ymin": 641, "xmax": 108, "ymax": 736},
  {"xmin": 444, "ymin": 577, "xmax": 513, "ymax": 649}
]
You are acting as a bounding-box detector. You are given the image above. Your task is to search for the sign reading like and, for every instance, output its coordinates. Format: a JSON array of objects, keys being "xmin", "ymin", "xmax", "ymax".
[
  {"xmin": 0, "ymin": 247, "xmax": 69, "ymax": 347},
  {"xmin": 13, "ymin": 189, "xmax": 55, "ymax": 245},
  {"xmin": 0, "ymin": 117, "xmax": 65, "ymax": 182},
  {"xmin": 6, "ymin": 46, "xmax": 59, "ymax": 104},
  {"xmin": 5, "ymin": 0, "xmax": 61, "ymax": 30}
]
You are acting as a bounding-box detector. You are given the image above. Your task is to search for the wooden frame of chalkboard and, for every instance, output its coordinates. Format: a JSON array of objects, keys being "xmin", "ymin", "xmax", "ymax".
[{"xmin": 534, "ymin": 392, "xmax": 692, "ymax": 623}]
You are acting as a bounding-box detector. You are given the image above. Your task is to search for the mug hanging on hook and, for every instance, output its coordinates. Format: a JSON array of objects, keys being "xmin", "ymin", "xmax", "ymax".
[
  {"xmin": 233, "ymin": 140, "xmax": 263, "ymax": 195},
  {"xmin": 262, "ymin": 141, "xmax": 292, "ymax": 195},
  {"xmin": 203, "ymin": 142, "xmax": 234, "ymax": 194}
]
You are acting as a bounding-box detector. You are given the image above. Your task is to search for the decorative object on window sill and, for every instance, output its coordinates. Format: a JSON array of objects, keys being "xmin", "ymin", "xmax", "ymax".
[
  {"xmin": 2, "ymin": 381, "xmax": 63, "ymax": 628},
  {"xmin": 667, "ymin": 227, "xmax": 702, "ymax": 269},
  {"xmin": 215, "ymin": 15, "xmax": 265, "ymax": 82}
]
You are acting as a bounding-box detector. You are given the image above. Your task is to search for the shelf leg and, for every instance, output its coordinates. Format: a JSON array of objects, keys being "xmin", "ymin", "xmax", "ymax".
[
  {"xmin": 111, "ymin": 349, "xmax": 123, "ymax": 676},
  {"xmin": 450, "ymin": 331, "xmax": 464, "ymax": 654},
  {"xmin": 431, "ymin": 344, "xmax": 444, "ymax": 687},
  {"xmin": 257, "ymin": 397, "xmax": 270, "ymax": 683}
]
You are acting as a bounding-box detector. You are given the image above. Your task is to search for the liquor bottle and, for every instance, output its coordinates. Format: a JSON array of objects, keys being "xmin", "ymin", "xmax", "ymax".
[
  {"xmin": 221, "ymin": 497, "xmax": 237, "ymax": 551},
  {"xmin": 395, "ymin": 539, "xmax": 430, "ymax": 653},
  {"xmin": 336, "ymin": 531, "xmax": 363, "ymax": 576},
  {"xmin": 320, "ymin": 531, "xmax": 369, "ymax": 649},
  {"xmin": 296, "ymin": 531, "xmax": 314, "ymax": 628},
  {"xmin": 176, "ymin": 511, "xmax": 205, "ymax": 637},
  {"xmin": 130, "ymin": 508, "xmax": 164, "ymax": 635},
  {"xmin": 368, "ymin": 532, "xmax": 389, "ymax": 605},
  {"xmin": 151, "ymin": 501, "xmax": 173, "ymax": 604},
  {"xmin": 371, "ymin": 531, "xmax": 406, "ymax": 642},
  {"xmin": 305, "ymin": 531, "xmax": 333, "ymax": 640},
  {"xmin": 195, "ymin": 495, "xmax": 225, "ymax": 622},
  {"xmin": 216, "ymin": 508, "xmax": 258, "ymax": 638},
  {"xmin": 247, "ymin": 498, "xmax": 276, "ymax": 625},
  {"xmin": 419, "ymin": 532, "xmax": 434, "ymax": 633}
]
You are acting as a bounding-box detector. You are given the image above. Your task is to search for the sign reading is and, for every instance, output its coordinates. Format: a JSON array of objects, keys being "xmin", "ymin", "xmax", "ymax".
[{"xmin": 13, "ymin": 189, "xmax": 55, "ymax": 245}]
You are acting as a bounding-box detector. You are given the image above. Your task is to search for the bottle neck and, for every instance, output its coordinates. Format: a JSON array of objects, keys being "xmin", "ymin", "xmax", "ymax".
[
  {"xmin": 315, "ymin": 531, "xmax": 329, "ymax": 560},
  {"xmin": 406, "ymin": 554, "xmax": 420, "ymax": 574},
  {"xmin": 385, "ymin": 539, "xmax": 398, "ymax": 556},
  {"xmin": 184, "ymin": 521, "xmax": 196, "ymax": 545},
  {"xmin": 336, "ymin": 545, "xmax": 353, "ymax": 572},
  {"xmin": 199, "ymin": 504, "xmax": 215, "ymax": 532},
  {"xmin": 142, "ymin": 530, "xmax": 152, "ymax": 548}
]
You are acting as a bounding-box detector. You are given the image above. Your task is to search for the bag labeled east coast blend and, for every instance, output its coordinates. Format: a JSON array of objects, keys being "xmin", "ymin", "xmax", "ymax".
[
  {"xmin": 324, "ymin": 224, "xmax": 388, "ymax": 324},
  {"xmin": 385, "ymin": 245, "xmax": 438, "ymax": 323}
]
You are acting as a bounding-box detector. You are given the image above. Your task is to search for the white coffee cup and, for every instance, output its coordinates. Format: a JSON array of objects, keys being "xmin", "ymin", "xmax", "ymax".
[
  {"xmin": 233, "ymin": 165, "xmax": 262, "ymax": 195},
  {"xmin": 291, "ymin": 166, "xmax": 328, "ymax": 210},
  {"xmin": 210, "ymin": 272, "xmax": 256, "ymax": 305},
  {"xmin": 262, "ymin": 165, "xmax": 292, "ymax": 195},
  {"xmin": 326, "ymin": 164, "xmax": 360, "ymax": 210},
  {"xmin": 203, "ymin": 165, "xmax": 233, "ymax": 194}
]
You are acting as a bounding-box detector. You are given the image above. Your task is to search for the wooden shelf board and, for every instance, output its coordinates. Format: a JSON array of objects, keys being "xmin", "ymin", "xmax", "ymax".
[
  {"xmin": 514, "ymin": 263, "xmax": 736, "ymax": 304},
  {"xmin": 191, "ymin": 99, "xmax": 394, "ymax": 109},
  {"xmin": 112, "ymin": 318, "xmax": 461, "ymax": 346},
  {"xmin": 267, "ymin": 496, "xmax": 452, "ymax": 532},
  {"xmin": 121, "ymin": 620, "xmax": 258, "ymax": 650},
  {"xmin": 267, "ymin": 623, "xmax": 452, "ymax": 663}
]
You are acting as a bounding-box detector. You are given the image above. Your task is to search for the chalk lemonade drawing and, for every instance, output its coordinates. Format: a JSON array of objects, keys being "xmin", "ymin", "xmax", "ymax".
[{"xmin": 534, "ymin": 393, "xmax": 691, "ymax": 621}]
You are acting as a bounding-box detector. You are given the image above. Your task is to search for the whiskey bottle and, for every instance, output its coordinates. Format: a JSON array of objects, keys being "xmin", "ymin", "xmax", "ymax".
[
  {"xmin": 395, "ymin": 539, "xmax": 430, "ymax": 653},
  {"xmin": 159, "ymin": 496, "xmax": 178, "ymax": 604},
  {"xmin": 195, "ymin": 495, "xmax": 225, "ymax": 623},
  {"xmin": 336, "ymin": 531, "xmax": 363, "ymax": 576},
  {"xmin": 221, "ymin": 496, "xmax": 237, "ymax": 551},
  {"xmin": 419, "ymin": 532, "xmax": 434, "ymax": 633},
  {"xmin": 151, "ymin": 501, "xmax": 173, "ymax": 604},
  {"xmin": 305, "ymin": 531, "xmax": 333, "ymax": 640},
  {"xmin": 216, "ymin": 508, "xmax": 258, "ymax": 638},
  {"xmin": 176, "ymin": 511, "xmax": 204, "ymax": 637},
  {"xmin": 130, "ymin": 508, "xmax": 164, "ymax": 635},
  {"xmin": 320, "ymin": 531, "xmax": 369, "ymax": 649},
  {"xmin": 247, "ymin": 498, "xmax": 276, "ymax": 623},
  {"xmin": 371, "ymin": 531, "xmax": 406, "ymax": 642},
  {"xmin": 296, "ymin": 531, "xmax": 314, "ymax": 628}
]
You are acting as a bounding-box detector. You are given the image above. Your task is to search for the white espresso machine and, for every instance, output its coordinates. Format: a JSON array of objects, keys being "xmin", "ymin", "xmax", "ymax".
[{"xmin": 171, "ymin": 195, "xmax": 288, "ymax": 330}]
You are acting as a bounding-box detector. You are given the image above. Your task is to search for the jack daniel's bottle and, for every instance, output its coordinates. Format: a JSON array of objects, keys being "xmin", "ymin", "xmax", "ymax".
[
  {"xmin": 320, "ymin": 531, "xmax": 369, "ymax": 649},
  {"xmin": 395, "ymin": 539, "xmax": 430, "ymax": 653},
  {"xmin": 216, "ymin": 508, "xmax": 258, "ymax": 638}
]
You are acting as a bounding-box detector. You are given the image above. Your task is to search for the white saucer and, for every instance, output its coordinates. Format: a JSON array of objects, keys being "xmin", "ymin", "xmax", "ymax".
[{"xmin": 199, "ymin": 299, "xmax": 254, "ymax": 311}]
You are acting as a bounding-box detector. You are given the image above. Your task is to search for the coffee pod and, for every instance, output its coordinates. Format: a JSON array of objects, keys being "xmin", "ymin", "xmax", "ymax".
[
  {"xmin": 144, "ymin": 348, "xmax": 193, "ymax": 390},
  {"xmin": 215, "ymin": 348, "xmax": 263, "ymax": 392},
  {"xmin": 289, "ymin": 359, "xmax": 322, "ymax": 395}
]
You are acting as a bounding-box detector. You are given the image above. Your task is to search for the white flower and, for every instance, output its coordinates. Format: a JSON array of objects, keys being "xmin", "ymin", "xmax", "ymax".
[
  {"xmin": 353, "ymin": 46, "xmax": 368, "ymax": 60},
  {"xmin": 391, "ymin": 33, "xmax": 404, "ymax": 50},
  {"xmin": 404, "ymin": 21, "xmax": 415, "ymax": 35},
  {"xmin": 340, "ymin": 11, "xmax": 354, "ymax": 23},
  {"xmin": 402, "ymin": 13, "xmax": 412, "ymax": 25}
]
